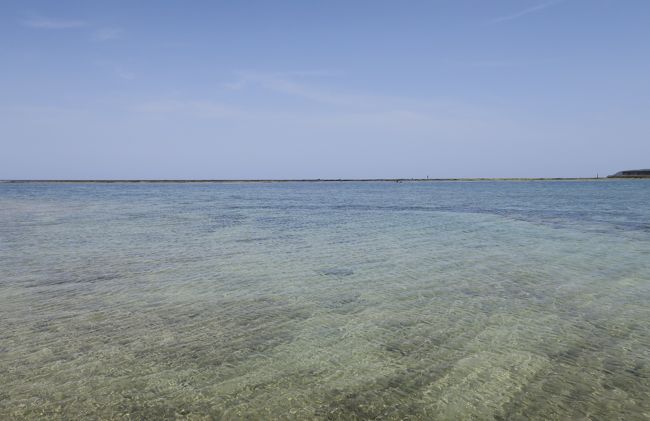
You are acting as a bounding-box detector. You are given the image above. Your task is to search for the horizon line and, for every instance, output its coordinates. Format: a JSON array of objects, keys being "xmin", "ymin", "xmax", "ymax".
[{"xmin": 1, "ymin": 177, "xmax": 638, "ymax": 183}]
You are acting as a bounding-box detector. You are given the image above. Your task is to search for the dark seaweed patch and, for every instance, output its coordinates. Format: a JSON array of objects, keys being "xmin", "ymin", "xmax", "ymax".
[{"xmin": 318, "ymin": 268, "xmax": 354, "ymax": 277}]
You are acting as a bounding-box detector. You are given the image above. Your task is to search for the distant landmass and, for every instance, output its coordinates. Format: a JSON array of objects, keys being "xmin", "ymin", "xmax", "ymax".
[
  {"xmin": 3, "ymin": 174, "xmax": 650, "ymax": 182},
  {"xmin": 608, "ymin": 169, "xmax": 650, "ymax": 178}
]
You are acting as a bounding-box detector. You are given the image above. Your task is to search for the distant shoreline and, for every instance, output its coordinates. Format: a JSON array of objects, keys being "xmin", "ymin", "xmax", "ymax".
[{"xmin": 1, "ymin": 178, "xmax": 644, "ymax": 184}]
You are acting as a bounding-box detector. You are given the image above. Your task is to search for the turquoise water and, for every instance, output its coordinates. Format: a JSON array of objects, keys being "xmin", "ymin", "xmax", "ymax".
[{"xmin": 1, "ymin": 181, "xmax": 649, "ymax": 420}]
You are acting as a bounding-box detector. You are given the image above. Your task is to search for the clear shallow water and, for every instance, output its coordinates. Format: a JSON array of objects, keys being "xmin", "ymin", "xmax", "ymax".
[{"xmin": 1, "ymin": 180, "xmax": 649, "ymax": 420}]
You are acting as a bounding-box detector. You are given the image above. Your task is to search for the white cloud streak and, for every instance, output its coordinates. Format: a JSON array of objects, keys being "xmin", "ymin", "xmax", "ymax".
[
  {"xmin": 222, "ymin": 71, "xmax": 383, "ymax": 109},
  {"xmin": 490, "ymin": 0, "xmax": 564, "ymax": 24},
  {"xmin": 21, "ymin": 16, "xmax": 88, "ymax": 29},
  {"xmin": 20, "ymin": 16, "xmax": 125, "ymax": 42},
  {"xmin": 133, "ymin": 70, "xmax": 515, "ymax": 139}
]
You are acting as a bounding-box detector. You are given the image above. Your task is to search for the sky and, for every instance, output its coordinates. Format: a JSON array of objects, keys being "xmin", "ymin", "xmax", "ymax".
[{"xmin": 1, "ymin": 0, "xmax": 649, "ymax": 179}]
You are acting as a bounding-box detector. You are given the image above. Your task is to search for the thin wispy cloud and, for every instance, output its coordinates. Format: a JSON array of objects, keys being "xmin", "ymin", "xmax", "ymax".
[
  {"xmin": 490, "ymin": 0, "xmax": 565, "ymax": 24},
  {"xmin": 114, "ymin": 67, "xmax": 135, "ymax": 80},
  {"xmin": 21, "ymin": 16, "xmax": 89, "ymax": 29},
  {"xmin": 21, "ymin": 15, "xmax": 125, "ymax": 42},
  {"xmin": 95, "ymin": 61, "xmax": 135, "ymax": 80},
  {"xmin": 168, "ymin": 70, "xmax": 503, "ymax": 131},
  {"xmin": 93, "ymin": 27, "xmax": 125, "ymax": 41},
  {"xmin": 133, "ymin": 100, "xmax": 243, "ymax": 119},
  {"xmin": 130, "ymin": 95, "xmax": 514, "ymax": 142},
  {"xmin": 223, "ymin": 70, "xmax": 339, "ymax": 90},
  {"xmin": 222, "ymin": 71, "xmax": 375, "ymax": 109}
]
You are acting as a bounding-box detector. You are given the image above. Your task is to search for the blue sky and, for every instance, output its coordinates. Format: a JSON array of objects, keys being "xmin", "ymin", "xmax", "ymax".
[{"xmin": 1, "ymin": 0, "xmax": 649, "ymax": 179}]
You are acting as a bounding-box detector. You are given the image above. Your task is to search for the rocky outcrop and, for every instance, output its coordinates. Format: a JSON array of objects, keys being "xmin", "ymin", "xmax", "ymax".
[{"xmin": 608, "ymin": 169, "xmax": 650, "ymax": 178}]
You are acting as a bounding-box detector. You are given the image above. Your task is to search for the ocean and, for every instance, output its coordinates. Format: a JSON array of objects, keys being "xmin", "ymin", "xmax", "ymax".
[{"xmin": 1, "ymin": 180, "xmax": 649, "ymax": 419}]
